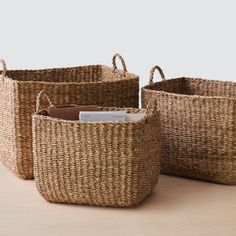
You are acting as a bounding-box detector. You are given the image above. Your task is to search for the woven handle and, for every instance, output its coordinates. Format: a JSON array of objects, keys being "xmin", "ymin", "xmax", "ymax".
[
  {"xmin": 112, "ymin": 53, "xmax": 127, "ymax": 76},
  {"xmin": 36, "ymin": 90, "xmax": 54, "ymax": 113},
  {"xmin": 0, "ymin": 58, "xmax": 7, "ymax": 78},
  {"xmin": 149, "ymin": 65, "xmax": 166, "ymax": 85}
]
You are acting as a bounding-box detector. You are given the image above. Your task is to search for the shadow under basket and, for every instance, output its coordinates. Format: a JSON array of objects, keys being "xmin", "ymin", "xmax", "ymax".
[
  {"xmin": 142, "ymin": 65, "xmax": 236, "ymax": 185},
  {"xmin": 0, "ymin": 54, "xmax": 139, "ymax": 179},
  {"xmin": 32, "ymin": 92, "xmax": 161, "ymax": 207}
]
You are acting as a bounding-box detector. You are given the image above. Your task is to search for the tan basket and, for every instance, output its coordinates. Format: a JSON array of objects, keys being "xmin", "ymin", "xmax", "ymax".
[
  {"xmin": 0, "ymin": 54, "xmax": 139, "ymax": 179},
  {"xmin": 32, "ymin": 91, "xmax": 161, "ymax": 207},
  {"xmin": 142, "ymin": 65, "xmax": 236, "ymax": 185}
]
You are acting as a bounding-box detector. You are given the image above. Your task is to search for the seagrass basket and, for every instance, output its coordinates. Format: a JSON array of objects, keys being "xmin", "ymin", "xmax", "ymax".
[
  {"xmin": 0, "ymin": 54, "xmax": 139, "ymax": 179},
  {"xmin": 142, "ymin": 65, "xmax": 236, "ymax": 185},
  {"xmin": 32, "ymin": 91, "xmax": 161, "ymax": 207}
]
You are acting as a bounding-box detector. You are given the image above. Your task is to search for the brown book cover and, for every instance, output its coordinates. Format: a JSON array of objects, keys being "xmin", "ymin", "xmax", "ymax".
[{"xmin": 48, "ymin": 105, "xmax": 98, "ymax": 120}]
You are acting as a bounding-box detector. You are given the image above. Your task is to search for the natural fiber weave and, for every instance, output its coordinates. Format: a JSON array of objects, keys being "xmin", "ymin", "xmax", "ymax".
[
  {"xmin": 32, "ymin": 91, "xmax": 161, "ymax": 207},
  {"xmin": 142, "ymin": 65, "xmax": 236, "ymax": 185},
  {"xmin": 0, "ymin": 54, "xmax": 139, "ymax": 179}
]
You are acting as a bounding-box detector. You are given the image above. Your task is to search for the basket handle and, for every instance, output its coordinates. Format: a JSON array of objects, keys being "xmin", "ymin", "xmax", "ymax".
[
  {"xmin": 0, "ymin": 58, "xmax": 7, "ymax": 78},
  {"xmin": 112, "ymin": 53, "xmax": 127, "ymax": 76},
  {"xmin": 36, "ymin": 90, "xmax": 54, "ymax": 113},
  {"xmin": 149, "ymin": 65, "xmax": 166, "ymax": 85}
]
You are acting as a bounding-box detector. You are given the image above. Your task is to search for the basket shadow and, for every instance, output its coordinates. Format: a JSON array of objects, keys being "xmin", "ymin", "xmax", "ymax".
[{"xmin": 133, "ymin": 174, "xmax": 235, "ymax": 211}]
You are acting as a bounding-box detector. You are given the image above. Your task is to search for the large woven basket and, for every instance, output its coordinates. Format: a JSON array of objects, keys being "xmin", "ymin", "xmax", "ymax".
[
  {"xmin": 0, "ymin": 54, "xmax": 139, "ymax": 179},
  {"xmin": 32, "ymin": 91, "xmax": 161, "ymax": 207},
  {"xmin": 142, "ymin": 65, "xmax": 236, "ymax": 185}
]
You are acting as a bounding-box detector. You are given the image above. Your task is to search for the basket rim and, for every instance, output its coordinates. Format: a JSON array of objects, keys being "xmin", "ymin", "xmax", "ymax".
[
  {"xmin": 32, "ymin": 107, "xmax": 153, "ymax": 125},
  {"xmin": 142, "ymin": 77, "xmax": 236, "ymax": 101},
  {"xmin": 1, "ymin": 64, "xmax": 139, "ymax": 84}
]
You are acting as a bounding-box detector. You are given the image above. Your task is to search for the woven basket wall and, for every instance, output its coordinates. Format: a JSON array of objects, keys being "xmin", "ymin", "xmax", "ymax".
[
  {"xmin": 142, "ymin": 65, "xmax": 236, "ymax": 185},
  {"xmin": 0, "ymin": 54, "xmax": 139, "ymax": 179},
  {"xmin": 32, "ymin": 91, "xmax": 161, "ymax": 207}
]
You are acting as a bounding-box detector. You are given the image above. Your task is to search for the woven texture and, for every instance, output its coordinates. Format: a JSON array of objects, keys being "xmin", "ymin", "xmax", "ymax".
[
  {"xmin": 142, "ymin": 65, "xmax": 236, "ymax": 185},
  {"xmin": 32, "ymin": 94, "xmax": 160, "ymax": 207},
  {"xmin": 0, "ymin": 54, "xmax": 139, "ymax": 179}
]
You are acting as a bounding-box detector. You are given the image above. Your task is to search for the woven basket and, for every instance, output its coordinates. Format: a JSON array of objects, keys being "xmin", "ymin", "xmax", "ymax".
[
  {"xmin": 0, "ymin": 54, "xmax": 139, "ymax": 179},
  {"xmin": 142, "ymin": 65, "xmax": 236, "ymax": 185},
  {"xmin": 32, "ymin": 91, "xmax": 161, "ymax": 207}
]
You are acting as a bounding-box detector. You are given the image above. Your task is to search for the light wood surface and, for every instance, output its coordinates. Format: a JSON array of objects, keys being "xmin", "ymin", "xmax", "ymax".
[{"xmin": 0, "ymin": 163, "xmax": 235, "ymax": 236}]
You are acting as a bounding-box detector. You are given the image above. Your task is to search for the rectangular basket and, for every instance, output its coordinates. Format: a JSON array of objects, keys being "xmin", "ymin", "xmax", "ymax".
[
  {"xmin": 32, "ymin": 91, "xmax": 161, "ymax": 207},
  {"xmin": 0, "ymin": 54, "xmax": 139, "ymax": 179},
  {"xmin": 142, "ymin": 65, "xmax": 236, "ymax": 185}
]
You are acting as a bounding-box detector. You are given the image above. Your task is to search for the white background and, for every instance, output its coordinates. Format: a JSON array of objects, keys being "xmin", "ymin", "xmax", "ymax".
[{"xmin": 1, "ymin": 0, "xmax": 236, "ymax": 90}]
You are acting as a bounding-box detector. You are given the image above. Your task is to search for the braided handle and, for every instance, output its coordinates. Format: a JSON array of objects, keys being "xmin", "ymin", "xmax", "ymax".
[
  {"xmin": 112, "ymin": 53, "xmax": 127, "ymax": 76},
  {"xmin": 149, "ymin": 65, "xmax": 166, "ymax": 85},
  {"xmin": 36, "ymin": 90, "xmax": 54, "ymax": 113},
  {"xmin": 0, "ymin": 59, "xmax": 7, "ymax": 78}
]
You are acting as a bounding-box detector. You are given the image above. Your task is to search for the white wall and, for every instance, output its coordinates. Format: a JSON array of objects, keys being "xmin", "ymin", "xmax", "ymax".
[{"xmin": 1, "ymin": 0, "xmax": 236, "ymax": 89}]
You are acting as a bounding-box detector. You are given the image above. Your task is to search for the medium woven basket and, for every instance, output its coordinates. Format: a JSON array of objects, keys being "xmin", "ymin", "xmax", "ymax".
[
  {"xmin": 0, "ymin": 54, "xmax": 139, "ymax": 179},
  {"xmin": 32, "ymin": 91, "xmax": 161, "ymax": 207},
  {"xmin": 142, "ymin": 65, "xmax": 236, "ymax": 185}
]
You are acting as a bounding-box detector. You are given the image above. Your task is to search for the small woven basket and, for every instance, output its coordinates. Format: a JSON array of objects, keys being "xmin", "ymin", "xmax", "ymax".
[
  {"xmin": 142, "ymin": 65, "xmax": 236, "ymax": 185},
  {"xmin": 32, "ymin": 91, "xmax": 161, "ymax": 207},
  {"xmin": 0, "ymin": 54, "xmax": 139, "ymax": 179}
]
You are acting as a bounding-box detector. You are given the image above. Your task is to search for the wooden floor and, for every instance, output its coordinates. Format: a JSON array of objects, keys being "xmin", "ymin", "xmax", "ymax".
[{"xmin": 0, "ymin": 163, "xmax": 235, "ymax": 236}]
